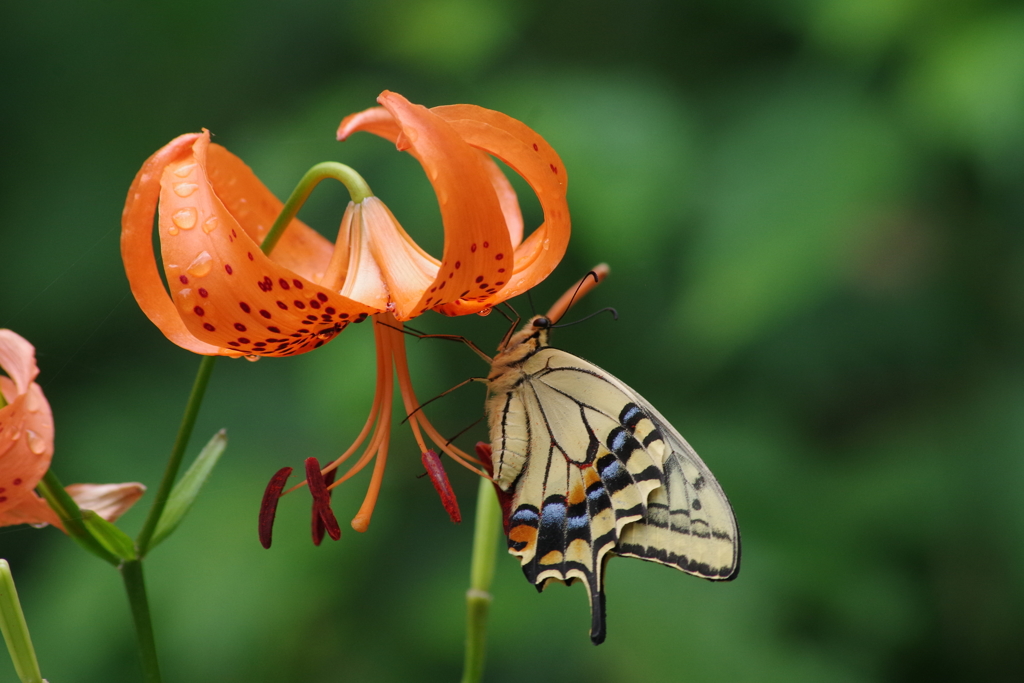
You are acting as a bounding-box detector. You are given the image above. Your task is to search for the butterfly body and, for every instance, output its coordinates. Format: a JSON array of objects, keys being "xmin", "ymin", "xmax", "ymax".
[{"xmin": 484, "ymin": 315, "xmax": 740, "ymax": 644}]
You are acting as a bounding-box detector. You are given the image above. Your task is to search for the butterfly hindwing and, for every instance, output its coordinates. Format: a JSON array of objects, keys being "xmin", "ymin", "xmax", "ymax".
[{"xmin": 615, "ymin": 397, "xmax": 740, "ymax": 579}]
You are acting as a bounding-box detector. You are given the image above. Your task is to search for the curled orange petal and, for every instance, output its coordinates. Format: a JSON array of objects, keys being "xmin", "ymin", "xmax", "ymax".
[
  {"xmin": 432, "ymin": 104, "xmax": 570, "ymax": 315},
  {"xmin": 344, "ymin": 93, "xmax": 516, "ymax": 316},
  {"xmin": 126, "ymin": 131, "xmax": 381, "ymax": 357}
]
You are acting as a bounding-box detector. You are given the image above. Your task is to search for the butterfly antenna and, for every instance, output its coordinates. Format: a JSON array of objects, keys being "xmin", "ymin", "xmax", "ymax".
[
  {"xmin": 400, "ymin": 377, "xmax": 482, "ymax": 424},
  {"xmin": 546, "ymin": 263, "xmax": 610, "ymax": 323},
  {"xmin": 526, "ymin": 289, "xmax": 537, "ymax": 316},
  {"xmin": 445, "ymin": 416, "xmax": 485, "ymax": 446},
  {"xmin": 551, "ymin": 307, "xmax": 618, "ymax": 329}
]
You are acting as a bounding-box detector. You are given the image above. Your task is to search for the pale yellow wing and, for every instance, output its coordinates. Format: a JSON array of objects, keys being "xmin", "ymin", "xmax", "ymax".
[{"xmin": 486, "ymin": 347, "xmax": 739, "ymax": 644}]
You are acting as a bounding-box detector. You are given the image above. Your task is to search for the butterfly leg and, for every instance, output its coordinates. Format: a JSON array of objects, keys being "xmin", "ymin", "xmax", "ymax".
[{"xmin": 375, "ymin": 320, "xmax": 493, "ymax": 363}]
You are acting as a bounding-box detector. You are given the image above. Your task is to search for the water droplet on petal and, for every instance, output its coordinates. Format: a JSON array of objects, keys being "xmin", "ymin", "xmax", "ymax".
[
  {"xmin": 168, "ymin": 225, "xmax": 179, "ymax": 236},
  {"xmin": 172, "ymin": 207, "xmax": 197, "ymax": 230},
  {"xmin": 186, "ymin": 251, "xmax": 214, "ymax": 278},
  {"xmin": 174, "ymin": 183, "xmax": 199, "ymax": 197},
  {"xmin": 26, "ymin": 430, "xmax": 47, "ymax": 454},
  {"xmin": 202, "ymin": 216, "xmax": 219, "ymax": 233},
  {"xmin": 174, "ymin": 163, "xmax": 197, "ymax": 177},
  {"xmin": 245, "ymin": 354, "xmax": 261, "ymax": 362}
]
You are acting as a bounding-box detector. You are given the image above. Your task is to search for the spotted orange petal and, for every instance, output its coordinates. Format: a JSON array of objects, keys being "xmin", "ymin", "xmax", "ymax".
[
  {"xmin": 0, "ymin": 330, "xmax": 54, "ymax": 519},
  {"xmin": 128, "ymin": 131, "xmax": 381, "ymax": 357},
  {"xmin": 432, "ymin": 104, "xmax": 570, "ymax": 315},
  {"xmin": 343, "ymin": 93, "xmax": 515, "ymax": 316}
]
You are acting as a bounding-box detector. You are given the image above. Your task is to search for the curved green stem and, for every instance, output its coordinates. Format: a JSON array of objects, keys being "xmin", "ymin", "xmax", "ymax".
[
  {"xmin": 120, "ymin": 560, "xmax": 160, "ymax": 683},
  {"xmin": 136, "ymin": 355, "xmax": 217, "ymax": 557},
  {"xmin": 461, "ymin": 476, "xmax": 502, "ymax": 683},
  {"xmin": 260, "ymin": 162, "xmax": 373, "ymax": 255}
]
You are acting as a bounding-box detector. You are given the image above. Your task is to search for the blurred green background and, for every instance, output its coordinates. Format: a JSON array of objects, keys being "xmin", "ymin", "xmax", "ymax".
[{"xmin": 3, "ymin": 0, "xmax": 1024, "ymax": 681}]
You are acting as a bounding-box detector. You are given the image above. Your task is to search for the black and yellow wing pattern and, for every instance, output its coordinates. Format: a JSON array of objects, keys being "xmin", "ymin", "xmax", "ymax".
[{"xmin": 485, "ymin": 316, "xmax": 740, "ymax": 644}]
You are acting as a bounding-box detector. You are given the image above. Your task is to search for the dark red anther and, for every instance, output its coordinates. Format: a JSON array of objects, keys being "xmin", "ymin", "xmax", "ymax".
[
  {"xmin": 422, "ymin": 450, "xmax": 461, "ymax": 523},
  {"xmin": 475, "ymin": 442, "xmax": 513, "ymax": 533},
  {"xmin": 311, "ymin": 465, "xmax": 337, "ymax": 546},
  {"xmin": 306, "ymin": 457, "xmax": 341, "ymax": 542},
  {"xmin": 259, "ymin": 467, "xmax": 293, "ymax": 549}
]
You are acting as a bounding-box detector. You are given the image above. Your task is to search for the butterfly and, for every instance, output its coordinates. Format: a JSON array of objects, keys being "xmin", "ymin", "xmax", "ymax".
[{"xmin": 483, "ymin": 314, "xmax": 740, "ymax": 644}]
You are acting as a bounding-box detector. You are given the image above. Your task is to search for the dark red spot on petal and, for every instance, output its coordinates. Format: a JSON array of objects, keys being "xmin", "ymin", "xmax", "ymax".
[
  {"xmin": 294, "ymin": 301, "xmax": 306, "ymax": 309},
  {"xmin": 293, "ymin": 279, "xmax": 304, "ymax": 289},
  {"xmin": 234, "ymin": 323, "xmax": 246, "ymax": 332},
  {"xmin": 455, "ymin": 261, "xmax": 461, "ymax": 269},
  {"xmin": 179, "ymin": 275, "xmax": 189, "ymax": 285},
  {"xmin": 276, "ymin": 301, "xmax": 288, "ymax": 310},
  {"xmin": 495, "ymin": 281, "xmax": 505, "ymax": 286},
  {"xmin": 259, "ymin": 467, "xmax": 293, "ymax": 549},
  {"xmin": 228, "ymin": 341, "xmax": 240, "ymax": 347},
  {"xmin": 483, "ymin": 241, "xmax": 489, "ymax": 248},
  {"xmin": 238, "ymin": 337, "xmax": 250, "ymax": 344},
  {"xmin": 248, "ymin": 252, "xmax": 254, "ymax": 261},
  {"xmin": 471, "ymin": 244, "xmax": 477, "ymax": 252},
  {"xmin": 240, "ymin": 302, "xmax": 251, "ymax": 313},
  {"xmin": 550, "ymin": 164, "xmax": 558, "ymax": 174},
  {"xmin": 260, "ymin": 310, "xmax": 271, "ymax": 318},
  {"xmin": 267, "ymin": 326, "xmax": 281, "ymax": 333},
  {"xmin": 278, "ymin": 279, "xmax": 290, "ymax": 290},
  {"xmin": 475, "ymin": 276, "xmax": 484, "ymax": 283},
  {"xmin": 13, "ymin": 479, "xmax": 22, "ymax": 486},
  {"xmin": 317, "ymin": 292, "xmax": 329, "ymax": 302},
  {"xmin": 533, "ymin": 143, "xmax": 539, "ymax": 151},
  {"xmin": 203, "ymin": 322, "xmax": 215, "ymax": 331},
  {"xmin": 193, "ymin": 306, "xmax": 205, "ymax": 316},
  {"xmin": 421, "ymin": 450, "xmax": 461, "ymax": 523},
  {"xmin": 439, "ymin": 281, "xmax": 446, "ymax": 289},
  {"xmin": 325, "ymin": 307, "xmax": 336, "ymax": 315},
  {"xmin": 225, "ymin": 264, "xmax": 234, "ymax": 274},
  {"xmin": 198, "ymin": 287, "xmax": 209, "ymax": 297},
  {"xmin": 479, "ymin": 283, "xmax": 489, "ymax": 289},
  {"xmin": 497, "ymin": 268, "xmax": 505, "ymax": 273},
  {"xmin": 309, "ymin": 300, "xmax": 321, "ymax": 309}
]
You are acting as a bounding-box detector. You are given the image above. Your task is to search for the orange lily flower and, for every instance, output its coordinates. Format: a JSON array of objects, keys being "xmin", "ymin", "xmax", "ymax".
[
  {"xmin": 121, "ymin": 91, "xmax": 569, "ymax": 538},
  {"xmin": 0, "ymin": 329, "xmax": 144, "ymax": 529}
]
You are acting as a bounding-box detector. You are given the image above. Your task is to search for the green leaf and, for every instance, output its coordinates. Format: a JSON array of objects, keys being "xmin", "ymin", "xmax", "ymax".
[
  {"xmin": 80, "ymin": 511, "xmax": 138, "ymax": 562},
  {"xmin": 149, "ymin": 430, "xmax": 228, "ymax": 550},
  {"xmin": 0, "ymin": 560, "xmax": 44, "ymax": 683}
]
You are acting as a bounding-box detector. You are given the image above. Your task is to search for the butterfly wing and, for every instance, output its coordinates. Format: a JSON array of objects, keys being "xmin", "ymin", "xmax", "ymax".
[
  {"xmin": 614, "ymin": 395, "xmax": 740, "ymax": 580},
  {"xmin": 486, "ymin": 347, "xmax": 739, "ymax": 644}
]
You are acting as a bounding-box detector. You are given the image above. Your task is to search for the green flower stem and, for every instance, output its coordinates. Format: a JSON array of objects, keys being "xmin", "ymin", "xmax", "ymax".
[
  {"xmin": 260, "ymin": 162, "xmax": 373, "ymax": 255},
  {"xmin": 0, "ymin": 560, "xmax": 44, "ymax": 683},
  {"xmin": 461, "ymin": 476, "xmax": 503, "ymax": 683},
  {"xmin": 36, "ymin": 470, "xmax": 119, "ymax": 566},
  {"xmin": 120, "ymin": 560, "xmax": 160, "ymax": 683},
  {"xmin": 136, "ymin": 355, "xmax": 217, "ymax": 557}
]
